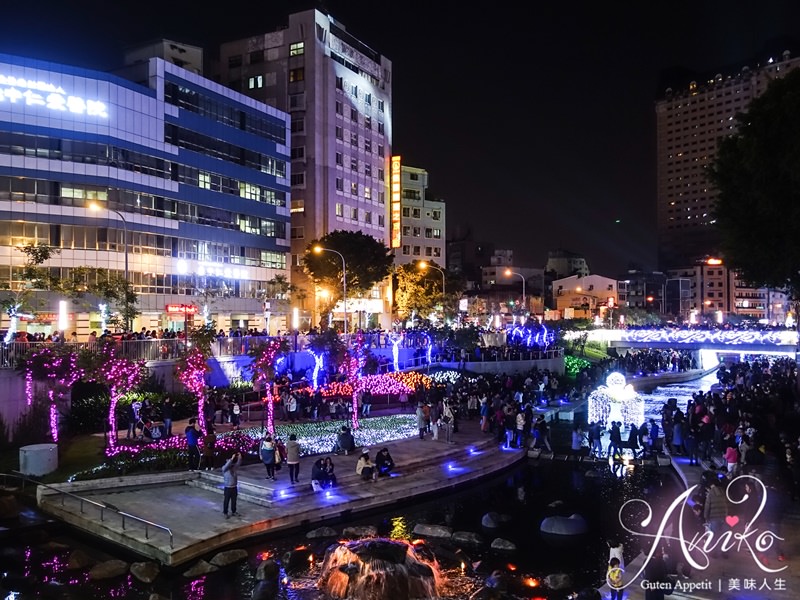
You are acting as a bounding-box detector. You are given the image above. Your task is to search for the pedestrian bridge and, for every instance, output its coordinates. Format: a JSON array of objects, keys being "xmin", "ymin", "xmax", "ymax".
[{"xmin": 572, "ymin": 328, "xmax": 797, "ymax": 367}]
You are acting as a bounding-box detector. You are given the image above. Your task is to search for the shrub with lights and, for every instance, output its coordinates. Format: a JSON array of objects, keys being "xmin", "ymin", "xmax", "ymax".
[{"xmin": 248, "ymin": 338, "xmax": 286, "ymax": 435}]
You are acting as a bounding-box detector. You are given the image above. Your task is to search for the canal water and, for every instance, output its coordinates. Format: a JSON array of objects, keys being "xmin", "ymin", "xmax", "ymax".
[{"xmin": 0, "ymin": 373, "xmax": 718, "ymax": 600}]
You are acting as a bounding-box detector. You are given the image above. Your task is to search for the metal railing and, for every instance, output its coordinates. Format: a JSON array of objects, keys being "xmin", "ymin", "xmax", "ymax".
[{"xmin": 2, "ymin": 471, "xmax": 174, "ymax": 548}]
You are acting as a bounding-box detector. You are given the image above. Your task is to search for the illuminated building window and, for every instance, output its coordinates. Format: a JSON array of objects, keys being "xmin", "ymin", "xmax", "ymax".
[
  {"xmin": 335, "ymin": 203, "xmax": 343, "ymax": 217},
  {"xmin": 289, "ymin": 68, "xmax": 304, "ymax": 82},
  {"xmin": 290, "ymin": 199, "xmax": 304, "ymax": 214},
  {"xmin": 290, "ymin": 42, "xmax": 304, "ymax": 56},
  {"xmin": 199, "ymin": 172, "xmax": 211, "ymax": 189},
  {"xmin": 248, "ymin": 75, "xmax": 263, "ymax": 89},
  {"xmin": 364, "ymin": 186, "xmax": 371, "ymax": 199},
  {"xmin": 351, "ymin": 182, "xmax": 358, "ymax": 195}
]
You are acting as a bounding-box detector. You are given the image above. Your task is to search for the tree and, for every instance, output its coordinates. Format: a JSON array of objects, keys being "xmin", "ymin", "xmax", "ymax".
[
  {"xmin": 302, "ymin": 230, "xmax": 393, "ymax": 327},
  {"xmin": 710, "ymin": 68, "xmax": 800, "ymax": 302},
  {"xmin": 394, "ymin": 262, "xmax": 438, "ymax": 321}
]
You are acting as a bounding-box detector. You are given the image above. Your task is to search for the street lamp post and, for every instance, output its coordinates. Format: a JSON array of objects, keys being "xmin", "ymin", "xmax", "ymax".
[
  {"xmin": 418, "ymin": 261, "xmax": 446, "ymax": 296},
  {"xmin": 313, "ymin": 246, "xmax": 347, "ymax": 335},
  {"xmin": 504, "ymin": 269, "xmax": 526, "ymax": 314},
  {"xmin": 89, "ymin": 203, "xmax": 130, "ymax": 332}
]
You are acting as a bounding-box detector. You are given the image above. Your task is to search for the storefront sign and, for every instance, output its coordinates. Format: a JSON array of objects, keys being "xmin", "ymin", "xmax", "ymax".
[
  {"xmin": 0, "ymin": 73, "xmax": 108, "ymax": 118},
  {"xmin": 165, "ymin": 304, "xmax": 198, "ymax": 315}
]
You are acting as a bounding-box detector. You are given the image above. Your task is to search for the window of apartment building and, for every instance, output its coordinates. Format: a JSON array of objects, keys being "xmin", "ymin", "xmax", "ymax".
[
  {"xmin": 377, "ymin": 122, "xmax": 384, "ymax": 135},
  {"xmin": 425, "ymin": 228, "xmax": 433, "ymax": 238},
  {"xmin": 248, "ymin": 75, "xmax": 263, "ymax": 89},
  {"xmin": 431, "ymin": 209, "xmax": 441, "ymax": 221},
  {"xmin": 335, "ymin": 126, "xmax": 343, "ymax": 140},
  {"xmin": 289, "ymin": 68, "xmax": 304, "ymax": 82},
  {"xmin": 199, "ymin": 172, "xmax": 211, "ymax": 189},
  {"xmin": 364, "ymin": 186, "xmax": 371, "ymax": 200},
  {"xmin": 336, "ymin": 177, "xmax": 344, "ymax": 191},
  {"xmin": 425, "ymin": 247, "xmax": 433, "ymax": 257},
  {"xmin": 377, "ymin": 144, "xmax": 384, "ymax": 157},
  {"xmin": 351, "ymin": 207, "xmax": 358, "ymax": 220},
  {"xmin": 289, "ymin": 42, "xmax": 304, "ymax": 56},
  {"xmin": 335, "ymin": 152, "xmax": 343, "ymax": 166},
  {"xmin": 364, "ymin": 140, "xmax": 372, "ymax": 153},
  {"xmin": 433, "ymin": 228, "xmax": 441, "ymax": 239},
  {"xmin": 412, "ymin": 227, "xmax": 421, "ymax": 237},
  {"xmin": 335, "ymin": 203, "xmax": 344, "ymax": 217},
  {"xmin": 290, "ymin": 226, "xmax": 304, "ymax": 239},
  {"xmin": 377, "ymin": 214, "xmax": 384, "ymax": 227},
  {"xmin": 291, "ymin": 146, "xmax": 305, "ymax": 159},
  {"xmin": 412, "ymin": 246, "xmax": 421, "ymax": 256},
  {"xmin": 402, "ymin": 226, "xmax": 411, "ymax": 236},
  {"xmin": 336, "ymin": 76, "xmax": 343, "ymax": 90},
  {"xmin": 432, "ymin": 247, "xmax": 441, "ymax": 258},
  {"xmin": 290, "ymin": 198, "xmax": 304, "ymax": 214},
  {"xmin": 378, "ymin": 168, "xmax": 384, "ymax": 182},
  {"xmin": 249, "ymin": 50, "xmax": 264, "ymax": 64},
  {"xmin": 410, "ymin": 173, "xmax": 419, "ymax": 181},
  {"xmin": 364, "ymin": 115, "xmax": 371, "ymax": 129},
  {"xmin": 228, "ymin": 55, "xmax": 242, "ymax": 68},
  {"xmin": 350, "ymin": 107, "xmax": 358, "ymax": 121},
  {"xmin": 335, "ymin": 100, "xmax": 343, "ymax": 115},
  {"xmin": 290, "ymin": 173, "xmax": 305, "ymax": 186},
  {"xmin": 402, "ymin": 245, "xmax": 410, "ymax": 255},
  {"xmin": 350, "ymin": 157, "xmax": 358, "ymax": 171},
  {"xmin": 365, "ymin": 93, "xmax": 372, "ymax": 106},
  {"xmin": 402, "ymin": 207, "xmax": 410, "ymax": 218},
  {"xmin": 289, "ymin": 93, "xmax": 304, "ymax": 108},
  {"xmin": 412, "ymin": 208, "xmax": 421, "ymax": 218},
  {"xmin": 351, "ymin": 84, "xmax": 358, "ymax": 98},
  {"xmin": 378, "ymin": 191, "xmax": 385, "ymax": 204},
  {"xmin": 350, "ymin": 131, "xmax": 358, "ymax": 146},
  {"xmin": 351, "ymin": 182, "xmax": 358, "ymax": 195},
  {"xmin": 291, "ymin": 119, "xmax": 304, "ymax": 133},
  {"xmin": 364, "ymin": 164, "xmax": 372, "ymax": 177},
  {"xmin": 378, "ymin": 99, "xmax": 384, "ymax": 112},
  {"xmin": 365, "ymin": 211, "xmax": 372, "ymax": 224}
]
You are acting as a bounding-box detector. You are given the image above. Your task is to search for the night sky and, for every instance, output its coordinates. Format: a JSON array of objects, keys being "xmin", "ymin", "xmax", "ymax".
[{"xmin": 2, "ymin": 0, "xmax": 800, "ymax": 276}]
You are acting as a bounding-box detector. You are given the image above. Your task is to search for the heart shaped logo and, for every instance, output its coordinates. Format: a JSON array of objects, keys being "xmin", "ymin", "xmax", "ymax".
[{"xmin": 726, "ymin": 515, "xmax": 739, "ymax": 528}]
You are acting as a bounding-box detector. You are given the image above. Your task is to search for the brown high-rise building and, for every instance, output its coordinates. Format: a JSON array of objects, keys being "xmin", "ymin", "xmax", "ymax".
[{"xmin": 655, "ymin": 49, "xmax": 800, "ymax": 270}]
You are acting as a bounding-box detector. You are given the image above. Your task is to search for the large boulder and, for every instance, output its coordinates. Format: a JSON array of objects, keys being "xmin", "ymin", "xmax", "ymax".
[
  {"xmin": 182, "ymin": 560, "xmax": 218, "ymax": 578},
  {"xmin": 306, "ymin": 526, "xmax": 338, "ymax": 539},
  {"xmin": 490, "ymin": 538, "xmax": 517, "ymax": 551},
  {"xmin": 130, "ymin": 561, "xmax": 160, "ymax": 583},
  {"xmin": 480, "ymin": 512, "xmax": 510, "ymax": 528},
  {"xmin": 67, "ymin": 549, "xmax": 95, "ymax": 570},
  {"xmin": 210, "ymin": 549, "xmax": 248, "ymax": 568},
  {"xmin": 253, "ymin": 559, "xmax": 281, "ymax": 600},
  {"xmin": 544, "ymin": 572, "xmax": 573, "ymax": 590},
  {"xmin": 342, "ymin": 525, "xmax": 378, "ymax": 538},
  {"xmin": 451, "ymin": 531, "xmax": 484, "ymax": 547},
  {"xmin": 412, "ymin": 523, "xmax": 453, "ymax": 539},
  {"xmin": 539, "ymin": 514, "xmax": 588, "ymax": 536},
  {"xmin": 88, "ymin": 559, "xmax": 129, "ymax": 580},
  {"xmin": 255, "ymin": 558, "xmax": 281, "ymax": 581}
]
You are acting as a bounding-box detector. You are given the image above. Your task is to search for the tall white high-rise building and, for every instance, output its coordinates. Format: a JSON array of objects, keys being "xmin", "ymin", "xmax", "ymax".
[{"xmin": 216, "ymin": 8, "xmax": 393, "ymax": 329}]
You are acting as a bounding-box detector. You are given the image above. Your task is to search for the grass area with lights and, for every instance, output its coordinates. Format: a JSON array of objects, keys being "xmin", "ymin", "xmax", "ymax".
[{"xmin": 65, "ymin": 413, "xmax": 418, "ymax": 482}]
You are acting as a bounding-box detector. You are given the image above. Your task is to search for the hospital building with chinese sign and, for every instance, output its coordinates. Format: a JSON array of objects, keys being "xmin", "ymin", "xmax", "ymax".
[{"xmin": 0, "ymin": 42, "xmax": 292, "ymax": 339}]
